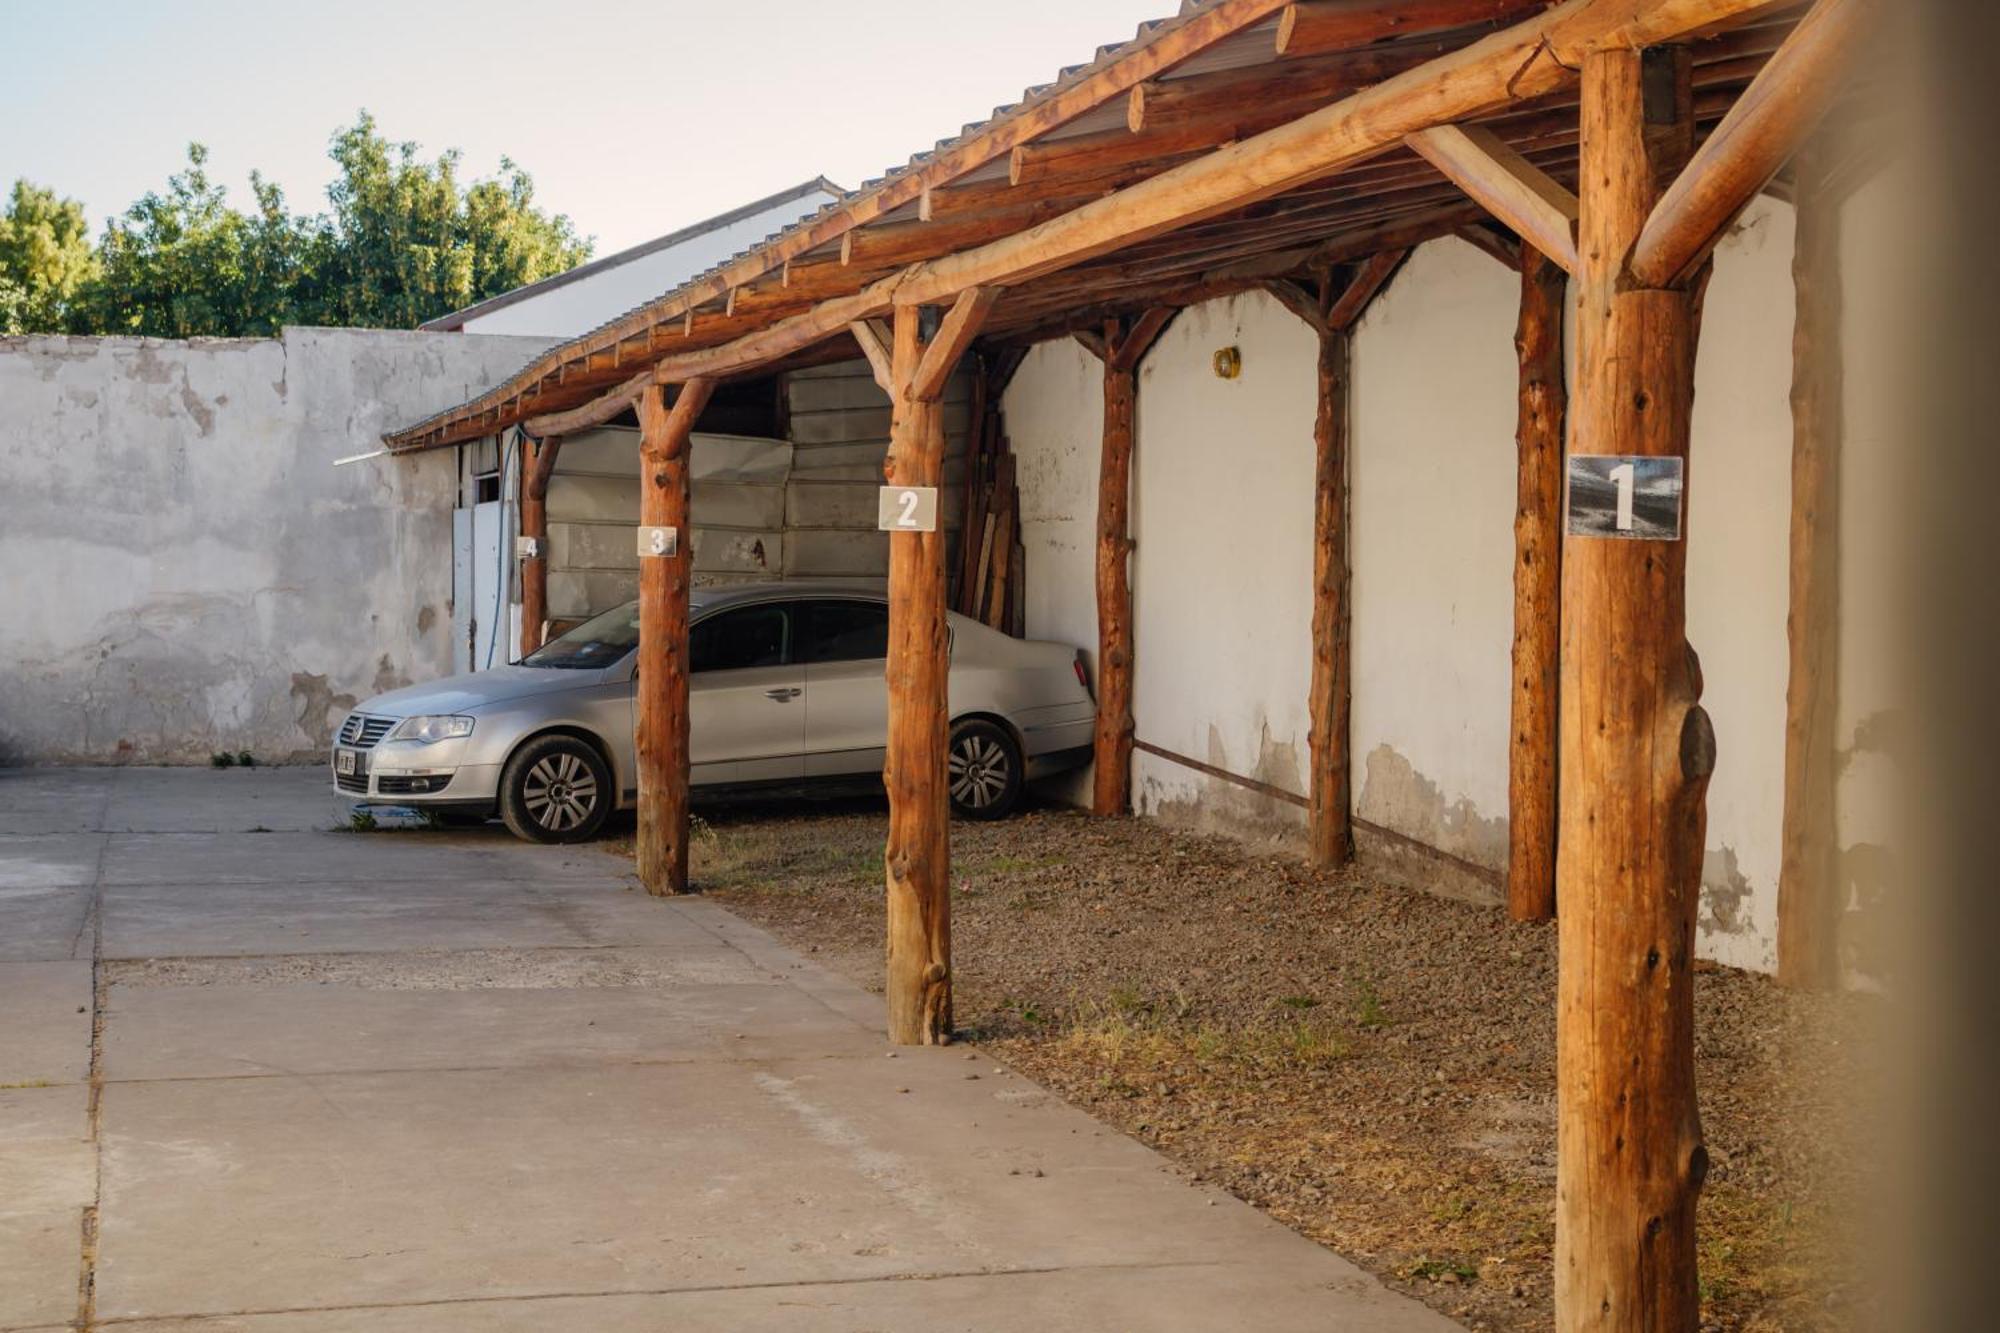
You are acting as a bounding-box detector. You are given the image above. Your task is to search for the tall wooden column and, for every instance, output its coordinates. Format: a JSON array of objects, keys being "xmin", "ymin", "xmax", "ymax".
[
  {"xmin": 1508, "ymin": 247, "xmax": 1567, "ymax": 920},
  {"xmin": 1074, "ymin": 308, "xmax": 1173, "ymax": 818},
  {"xmin": 635, "ymin": 380, "xmax": 714, "ymax": 897},
  {"xmin": 856, "ymin": 289, "xmax": 998, "ymax": 1045},
  {"xmin": 519, "ymin": 433, "xmax": 563, "ymax": 658},
  {"xmin": 1777, "ymin": 140, "xmax": 1842, "ymax": 990},
  {"xmin": 1556, "ymin": 48, "xmax": 1711, "ymax": 1332},
  {"xmin": 1264, "ymin": 254, "xmax": 1402, "ymax": 868}
]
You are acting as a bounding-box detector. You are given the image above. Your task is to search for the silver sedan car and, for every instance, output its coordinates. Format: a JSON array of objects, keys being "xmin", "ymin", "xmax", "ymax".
[{"xmin": 331, "ymin": 582, "xmax": 1096, "ymax": 842}]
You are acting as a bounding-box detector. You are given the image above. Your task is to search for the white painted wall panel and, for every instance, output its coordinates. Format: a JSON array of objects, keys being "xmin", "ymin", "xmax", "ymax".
[
  {"xmin": 1128, "ymin": 291, "xmax": 1319, "ymax": 839},
  {"xmin": 1685, "ymin": 197, "xmax": 1798, "ymax": 973},
  {"xmin": 1350, "ymin": 238, "xmax": 1519, "ymax": 878}
]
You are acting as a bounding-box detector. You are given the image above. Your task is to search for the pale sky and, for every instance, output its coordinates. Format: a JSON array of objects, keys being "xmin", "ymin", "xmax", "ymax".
[{"xmin": 2, "ymin": 0, "xmax": 1172, "ymax": 255}]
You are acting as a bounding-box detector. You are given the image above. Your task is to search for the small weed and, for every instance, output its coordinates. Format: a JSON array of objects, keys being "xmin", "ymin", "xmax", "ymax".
[
  {"xmin": 345, "ymin": 810, "xmax": 378, "ymax": 833},
  {"xmin": 246, "ymin": 825, "xmax": 273, "ymax": 834},
  {"xmin": 1429, "ymin": 1193, "xmax": 1475, "ymax": 1224},
  {"xmin": 210, "ymin": 752, "xmax": 236, "ymax": 769},
  {"xmin": 236, "ymin": 750, "xmax": 256, "ymax": 767},
  {"xmin": 1352, "ymin": 977, "xmax": 1390, "ymax": 1029},
  {"xmin": 1278, "ymin": 994, "xmax": 1319, "ymax": 1011},
  {"xmin": 1403, "ymin": 1255, "xmax": 1479, "ymax": 1285},
  {"xmin": 0, "ymin": 1079, "xmax": 56, "ymax": 1090}
]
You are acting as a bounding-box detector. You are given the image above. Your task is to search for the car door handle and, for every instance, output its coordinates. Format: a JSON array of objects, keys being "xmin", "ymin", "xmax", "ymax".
[{"xmin": 765, "ymin": 687, "xmax": 802, "ymax": 702}]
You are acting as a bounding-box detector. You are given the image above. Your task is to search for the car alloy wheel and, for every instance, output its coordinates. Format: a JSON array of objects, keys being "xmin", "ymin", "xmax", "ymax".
[
  {"xmin": 947, "ymin": 719, "xmax": 1022, "ymax": 820},
  {"xmin": 499, "ymin": 735, "xmax": 614, "ymax": 844},
  {"xmin": 523, "ymin": 752, "xmax": 599, "ymax": 833}
]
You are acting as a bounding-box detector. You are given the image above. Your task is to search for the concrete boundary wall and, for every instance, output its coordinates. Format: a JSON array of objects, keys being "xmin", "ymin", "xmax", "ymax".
[{"xmin": 0, "ymin": 326, "xmax": 553, "ymax": 764}]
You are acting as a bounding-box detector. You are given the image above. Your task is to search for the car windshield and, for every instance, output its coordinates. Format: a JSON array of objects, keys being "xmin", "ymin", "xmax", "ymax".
[{"xmin": 522, "ymin": 601, "xmax": 640, "ymax": 669}]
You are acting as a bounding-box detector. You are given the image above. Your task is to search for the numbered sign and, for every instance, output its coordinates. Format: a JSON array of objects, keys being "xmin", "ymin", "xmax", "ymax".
[
  {"xmin": 1567, "ymin": 455, "xmax": 1684, "ymax": 541},
  {"xmin": 635, "ymin": 525, "xmax": 679, "ymax": 558},
  {"xmin": 514, "ymin": 535, "xmax": 542, "ymax": 560},
  {"xmin": 878, "ymin": 485, "xmax": 940, "ymax": 533}
]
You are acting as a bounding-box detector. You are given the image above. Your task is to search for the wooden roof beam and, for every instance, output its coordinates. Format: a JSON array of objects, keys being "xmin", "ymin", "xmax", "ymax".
[
  {"xmin": 1407, "ymin": 122, "xmax": 1580, "ymax": 271},
  {"xmin": 582, "ymin": 0, "xmax": 1784, "ymax": 395},
  {"xmin": 1275, "ymin": 1, "xmax": 1552, "ymax": 58},
  {"xmin": 1128, "ymin": 40, "xmax": 1461, "ymax": 131},
  {"xmin": 1630, "ymin": 0, "xmax": 1866, "ymax": 287}
]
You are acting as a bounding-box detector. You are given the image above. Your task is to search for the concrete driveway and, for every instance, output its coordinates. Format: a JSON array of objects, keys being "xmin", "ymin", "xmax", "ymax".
[{"xmin": 0, "ymin": 766, "xmax": 1455, "ymax": 1332}]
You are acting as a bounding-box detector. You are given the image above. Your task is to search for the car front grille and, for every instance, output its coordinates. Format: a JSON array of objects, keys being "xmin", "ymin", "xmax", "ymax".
[
  {"xmin": 337, "ymin": 713, "xmax": 395, "ymax": 749},
  {"xmin": 377, "ymin": 774, "xmax": 453, "ymax": 796},
  {"xmin": 334, "ymin": 769, "xmax": 369, "ymax": 794}
]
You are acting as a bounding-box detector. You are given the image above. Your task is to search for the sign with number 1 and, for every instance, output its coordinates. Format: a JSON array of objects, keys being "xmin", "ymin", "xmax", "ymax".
[{"xmin": 1567, "ymin": 456, "xmax": 1684, "ymax": 541}]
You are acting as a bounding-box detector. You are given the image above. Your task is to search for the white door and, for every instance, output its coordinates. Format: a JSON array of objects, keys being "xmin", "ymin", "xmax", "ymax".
[
  {"xmin": 470, "ymin": 499, "xmax": 505, "ymax": 670},
  {"xmin": 451, "ymin": 509, "xmax": 474, "ymax": 674}
]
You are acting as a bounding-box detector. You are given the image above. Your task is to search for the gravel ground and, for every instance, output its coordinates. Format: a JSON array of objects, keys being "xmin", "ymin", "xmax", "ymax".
[{"xmin": 610, "ymin": 795, "xmax": 1884, "ymax": 1332}]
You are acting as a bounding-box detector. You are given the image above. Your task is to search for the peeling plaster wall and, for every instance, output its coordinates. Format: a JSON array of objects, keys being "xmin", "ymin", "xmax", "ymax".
[
  {"xmin": 998, "ymin": 197, "xmax": 1899, "ymax": 986},
  {"xmin": 1684, "ymin": 197, "xmax": 1798, "ymax": 973},
  {"xmin": 0, "ymin": 327, "xmax": 552, "ymax": 764},
  {"xmin": 1127, "ymin": 290, "xmax": 1319, "ymax": 841},
  {"xmin": 1350, "ymin": 237, "xmax": 1519, "ymax": 897}
]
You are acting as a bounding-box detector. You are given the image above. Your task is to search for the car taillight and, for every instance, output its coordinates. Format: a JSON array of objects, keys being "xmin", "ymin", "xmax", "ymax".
[{"xmin": 1074, "ymin": 651, "xmax": 1094, "ymax": 701}]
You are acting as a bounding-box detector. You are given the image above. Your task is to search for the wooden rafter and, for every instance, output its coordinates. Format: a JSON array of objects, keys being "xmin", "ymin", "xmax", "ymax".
[
  {"xmin": 1630, "ymin": 0, "xmax": 1867, "ymax": 287},
  {"xmin": 1407, "ymin": 122, "xmax": 1580, "ymax": 271},
  {"xmin": 1275, "ymin": 0, "xmax": 1551, "ymax": 58},
  {"xmin": 386, "ymin": 0, "xmax": 1792, "ymax": 451}
]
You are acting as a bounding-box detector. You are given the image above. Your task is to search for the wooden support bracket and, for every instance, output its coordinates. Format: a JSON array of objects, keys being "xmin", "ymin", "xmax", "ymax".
[{"xmin": 1407, "ymin": 122, "xmax": 1580, "ymax": 274}]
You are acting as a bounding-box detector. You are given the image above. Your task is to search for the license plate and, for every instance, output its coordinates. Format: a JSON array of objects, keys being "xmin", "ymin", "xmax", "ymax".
[{"xmin": 335, "ymin": 749, "xmax": 359, "ymax": 776}]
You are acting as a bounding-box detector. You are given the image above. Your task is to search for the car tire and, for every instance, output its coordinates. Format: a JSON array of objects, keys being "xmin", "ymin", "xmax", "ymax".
[
  {"xmin": 499, "ymin": 735, "xmax": 614, "ymax": 844},
  {"xmin": 948, "ymin": 718, "xmax": 1022, "ymax": 821}
]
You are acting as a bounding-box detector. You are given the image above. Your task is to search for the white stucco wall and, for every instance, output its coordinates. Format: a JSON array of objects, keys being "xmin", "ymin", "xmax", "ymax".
[
  {"xmin": 0, "ymin": 327, "xmax": 552, "ymax": 764},
  {"xmin": 1126, "ymin": 292, "xmax": 1320, "ymax": 838},
  {"xmin": 1005, "ymin": 339, "xmax": 1105, "ymax": 804},
  {"xmin": 458, "ymin": 190, "xmax": 839, "ymax": 338},
  {"xmin": 1350, "ymin": 237, "xmax": 1521, "ymax": 882},
  {"xmin": 1684, "ymin": 197, "xmax": 1798, "ymax": 971},
  {"xmin": 997, "ymin": 193, "xmax": 1896, "ymax": 982}
]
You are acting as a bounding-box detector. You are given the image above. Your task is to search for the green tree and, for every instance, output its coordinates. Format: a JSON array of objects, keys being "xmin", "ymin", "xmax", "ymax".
[
  {"xmin": 61, "ymin": 114, "xmax": 590, "ymax": 337},
  {"xmin": 315, "ymin": 113, "xmax": 590, "ymax": 329},
  {"xmin": 0, "ymin": 180, "xmax": 98, "ymax": 333},
  {"xmin": 81, "ymin": 143, "xmax": 259, "ymax": 337}
]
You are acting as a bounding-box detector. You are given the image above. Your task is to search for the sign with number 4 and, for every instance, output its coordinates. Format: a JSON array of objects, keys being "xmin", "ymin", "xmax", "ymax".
[
  {"xmin": 636, "ymin": 525, "xmax": 679, "ymax": 558},
  {"xmin": 1567, "ymin": 456, "xmax": 1684, "ymax": 541},
  {"xmin": 878, "ymin": 486, "xmax": 939, "ymax": 533}
]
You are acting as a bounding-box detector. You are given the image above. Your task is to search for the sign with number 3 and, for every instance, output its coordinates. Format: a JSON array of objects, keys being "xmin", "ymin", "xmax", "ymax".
[{"xmin": 635, "ymin": 525, "xmax": 678, "ymax": 558}]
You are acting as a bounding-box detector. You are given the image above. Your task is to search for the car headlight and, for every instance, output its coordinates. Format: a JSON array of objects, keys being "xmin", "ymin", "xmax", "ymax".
[{"xmin": 386, "ymin": 715, "xmax": 475, "ymax": 745}]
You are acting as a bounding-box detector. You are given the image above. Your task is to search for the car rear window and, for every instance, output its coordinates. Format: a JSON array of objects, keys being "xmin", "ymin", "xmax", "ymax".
[
  {"xmin": 801, "ymin": 599, "xmax": 889, "ymax": 664},
  {"xmin": 691, "ymin": 604, "xmax": 790, "ymax": 672}
]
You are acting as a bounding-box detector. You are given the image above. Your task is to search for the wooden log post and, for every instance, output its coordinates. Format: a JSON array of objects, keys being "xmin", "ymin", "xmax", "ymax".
[
  {"xmin": 1264, "ymin": 252, "xmax": 1402, "ymax": 868},
  {"xmin": 1507, "ymin": 247, "xmax": 1567, "ymax": 920},
  {"xmin": 1074, "ymin": 308, "xmax": 1175, "ymax": 817},
  {"xmin": 1307, "ymin": 318, "xmax": 1354, "ymax": 866},
  {"xmin": 634, "ymin": 381, "xmax": 715, "ymax": 897},
  {"xmin": 518, "ymin": 433, "xmax": 563, "ymax": 658},
  {"xmin": 1777, "ymin": 139, "xmax": 1842, "ymax": 990},
  {"xmin": 861, "ymin": 290, "xmax": 999, "ymax": 1045},
  {"xmin": 1556, "ymin": 47, "xmax": 1712, "ymax": 1332}
]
